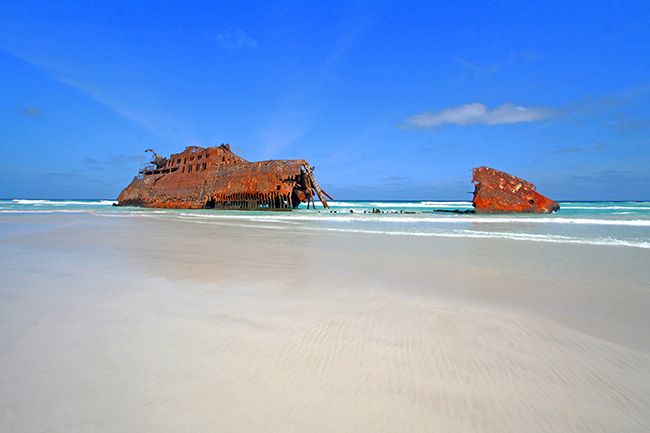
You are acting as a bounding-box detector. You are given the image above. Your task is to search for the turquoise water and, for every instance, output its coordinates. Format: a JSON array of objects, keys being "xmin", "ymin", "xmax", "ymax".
[{"xmin": 1, "ymin": 199, "xmax": 649, "ymax": 249}]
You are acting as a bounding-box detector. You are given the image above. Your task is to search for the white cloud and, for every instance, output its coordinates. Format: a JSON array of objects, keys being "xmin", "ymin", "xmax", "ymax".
[
  {"xmin": 453, "ymin": 58, "xmax": 499, "ymax": 77},
  {"xmin": 211, "ymin": 30, "xmax": 258, "ymax": 50},
  {"xmin": 404, "ymin": 102, "xmax": 556, "ymax": 128}
]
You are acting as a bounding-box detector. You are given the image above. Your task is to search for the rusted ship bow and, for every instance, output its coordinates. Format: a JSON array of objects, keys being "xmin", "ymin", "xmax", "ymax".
[
  {"xmin": 116, "ymin": 144, "xmax": 331, "ymax": 210},
  {"xmin": 471, "ymin": 166, "xmax": 559, "ymax": 213}
]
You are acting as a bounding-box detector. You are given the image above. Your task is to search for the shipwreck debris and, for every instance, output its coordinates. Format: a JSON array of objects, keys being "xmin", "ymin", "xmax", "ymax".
[
  {"xmin": 471, "ymin": 166, "xmax": 559, "ymax": 213},
  {"xmin": 116, "ymin": 144, "xmax": 331, "ymax": 210},
  {"xmin": 432, "ymin": 208, "xmax": 475, "ymax": 214}
]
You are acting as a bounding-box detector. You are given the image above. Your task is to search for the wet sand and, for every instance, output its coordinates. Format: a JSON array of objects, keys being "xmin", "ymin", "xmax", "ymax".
[{"xmin": 1, "ymin": 211, "xmax": 649, "ymax": 432}]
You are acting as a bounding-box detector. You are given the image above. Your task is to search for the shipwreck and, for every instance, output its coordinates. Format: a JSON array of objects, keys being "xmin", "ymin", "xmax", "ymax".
[
  {"xmin": 116, "ymin": 144, "xmax": 331, "ymax": 210},
  {"xmin": 471, "ymin": 166, "xmax": 559, "ymax": 213}
]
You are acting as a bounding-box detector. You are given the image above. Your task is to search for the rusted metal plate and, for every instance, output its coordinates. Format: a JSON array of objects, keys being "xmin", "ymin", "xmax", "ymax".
[
  {"xmin": 116, "ymin": 144, "xmax": 330, "ymax": 210},
  {"xmin": 472, "ymin": 166, "xmax": 559, "ymax": 213}
]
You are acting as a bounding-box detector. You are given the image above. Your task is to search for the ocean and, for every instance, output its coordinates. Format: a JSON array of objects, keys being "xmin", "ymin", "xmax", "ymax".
[{"xmin": 2, "ymin": 199, "xmax": 649, "ymax": 249}]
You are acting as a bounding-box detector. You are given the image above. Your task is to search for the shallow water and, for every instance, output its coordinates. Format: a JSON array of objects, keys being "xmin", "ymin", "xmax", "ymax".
[{"xmin": 2, "ymin": 199, "xmax": 649, "ymax": 249}]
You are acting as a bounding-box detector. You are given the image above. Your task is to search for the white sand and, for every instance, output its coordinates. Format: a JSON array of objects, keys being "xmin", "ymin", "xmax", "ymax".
[{"xmin": 1, "ymin": 212, "xmax": 649, "ymax": 432}]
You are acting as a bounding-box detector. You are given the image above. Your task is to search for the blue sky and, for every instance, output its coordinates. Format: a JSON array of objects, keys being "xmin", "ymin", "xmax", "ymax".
[{"xmin": 1, "ymin": 0, "xmax": 648, "ymax": 200}]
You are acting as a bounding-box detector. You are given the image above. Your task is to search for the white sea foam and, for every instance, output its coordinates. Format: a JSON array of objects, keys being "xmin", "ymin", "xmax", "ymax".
[
  {"xmin": 11, "ymin": 199, "xmax": 116, "ymax": 206},
  {"xmin": 170, "ymin": 212, "xmax": 650, "ymax": 249},
  {"xmin": 0, "ymin": 209, "xmax": 87, "ymax": 214},
  {"xmin": 561, "ymin": 205, "xmax": 650, "ymax": 210},
  {"xmin": 324, "ymin": 201, "xmax": 473, "ymax": 208},
  {"xmin": 308, "ymin": 226, "xmax": 650, "ymax": 249},
  {"xmin": 178, "ymin": 211, "xmax": 650, "ymax": 227}
]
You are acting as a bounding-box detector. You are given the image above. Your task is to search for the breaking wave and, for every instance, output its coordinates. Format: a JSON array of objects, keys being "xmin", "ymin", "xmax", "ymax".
[
  {"xmin": 179, "ymin": 212, "xmax": 650, "ymax": 227},
  {"xmin": 174, "ymin": 211, "xmax": 650, "ymax": 249},
  {"xmin": 11, "ymin": 199, "xmax": 116, "ymax": 206}
]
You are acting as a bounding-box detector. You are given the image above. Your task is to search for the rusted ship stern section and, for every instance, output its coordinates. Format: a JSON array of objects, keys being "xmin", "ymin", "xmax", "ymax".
[
  {"xmin": 471, "ymin": 166, "xmax": 559, "ymax": 213},
  {"xmin": 116, "ymin": 144, "xmax": 331, "ymax": 210}
]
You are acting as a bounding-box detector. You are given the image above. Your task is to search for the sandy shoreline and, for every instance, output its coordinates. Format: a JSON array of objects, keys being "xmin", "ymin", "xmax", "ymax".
[{"xmin": 1, "ymin": 211, "xmax": 649, "ymax": 431}]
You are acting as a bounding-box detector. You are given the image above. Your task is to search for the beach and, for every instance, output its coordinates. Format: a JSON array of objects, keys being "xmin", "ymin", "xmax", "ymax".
[{"xmin": 1, "ymin": 204, "xmax": 650, "ymax": 432}]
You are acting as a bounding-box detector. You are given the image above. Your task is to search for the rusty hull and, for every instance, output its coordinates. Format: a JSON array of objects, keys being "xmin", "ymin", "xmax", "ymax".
[
  {"xmin": 116, "ymin": 144, "xmax": 330, "ymax": 210},
  {"xmin": 471, "ymin": 166, "xmax": 559, "ymax": 213}
]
